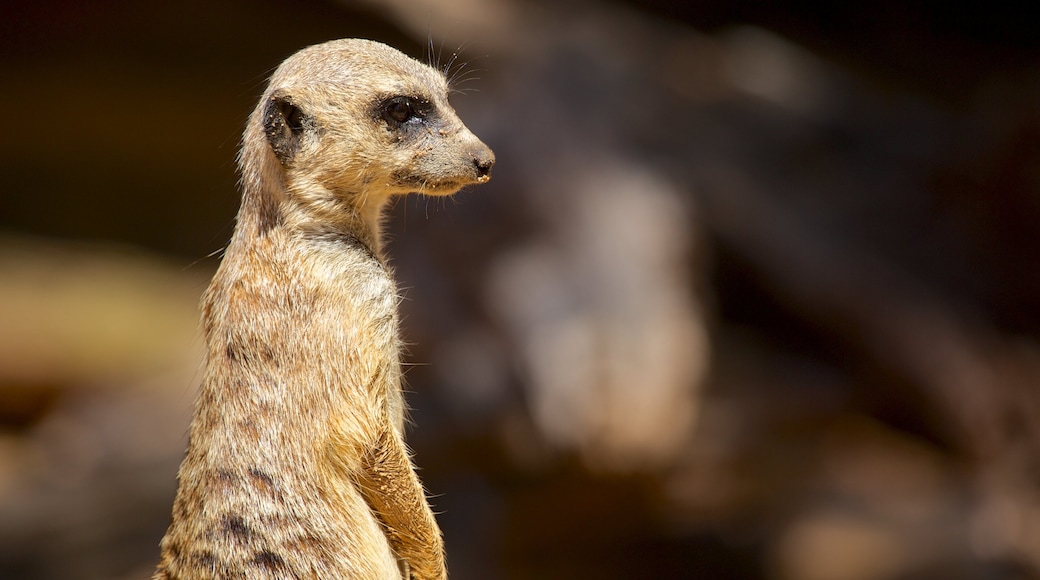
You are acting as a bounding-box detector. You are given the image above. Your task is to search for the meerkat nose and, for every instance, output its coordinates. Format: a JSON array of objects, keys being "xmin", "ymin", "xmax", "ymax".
[{"xmin": 473, "ymin": 145, "xmax": 495, "ymax": 180}]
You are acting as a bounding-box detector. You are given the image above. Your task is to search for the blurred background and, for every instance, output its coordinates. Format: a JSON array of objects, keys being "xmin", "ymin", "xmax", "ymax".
[{"xmin": 2, "ymin": 0, "xmax": 1039, "ymax": 578}]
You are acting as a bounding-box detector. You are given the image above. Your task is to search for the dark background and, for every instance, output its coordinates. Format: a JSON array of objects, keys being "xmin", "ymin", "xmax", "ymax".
[{"xmin": 1, "ymin": 1, "xmax": 1038, "ymax": 578}]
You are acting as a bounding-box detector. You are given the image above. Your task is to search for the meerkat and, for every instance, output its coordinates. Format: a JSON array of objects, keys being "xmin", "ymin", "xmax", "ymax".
[{"xmin": 154, "ymin": 39, "xmax": 494, "ymax": 580}]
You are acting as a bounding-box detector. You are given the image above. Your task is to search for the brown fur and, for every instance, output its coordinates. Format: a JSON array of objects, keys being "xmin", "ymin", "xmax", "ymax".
[{"xmin": 154, "ymin": 39, "xmax": 494, "ymax": 580}]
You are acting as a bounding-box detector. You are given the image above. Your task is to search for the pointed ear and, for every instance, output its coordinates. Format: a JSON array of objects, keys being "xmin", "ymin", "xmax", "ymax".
[{"xmin": 262, "ymin": 93, "xmax": 307, "ymax": 164}]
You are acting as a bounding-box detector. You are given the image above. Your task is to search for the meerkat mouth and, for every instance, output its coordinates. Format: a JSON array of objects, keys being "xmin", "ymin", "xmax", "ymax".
[
  {"xmin": 392, "ymin": 173, "xmax": 490, "ymax": 195},
  {"xmin": 415, "ymin": 175, "xmax": 489, "ymax": 195},
  {"xmin": 417, "ymin": 182, "xmax": 463, "ymax": 195}
]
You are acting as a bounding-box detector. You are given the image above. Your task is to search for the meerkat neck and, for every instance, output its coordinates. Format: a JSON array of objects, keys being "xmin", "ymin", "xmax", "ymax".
[
  {"xmin": 294, "ymin": 188, "xmax": 391, "ymax": 256},
  {"xmin": 277, "ymin": 186, "xmax": 390, "ymax": 257},
  {"xmin": 234, "ymin": 135, "xmax": 390, "ymax": 258}
]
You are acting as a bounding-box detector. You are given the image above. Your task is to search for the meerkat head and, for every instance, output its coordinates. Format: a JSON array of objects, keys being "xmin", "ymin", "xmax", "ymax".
[{"xmin": 241, "ymin": 39, "xmax": 495, "ymax": 231}]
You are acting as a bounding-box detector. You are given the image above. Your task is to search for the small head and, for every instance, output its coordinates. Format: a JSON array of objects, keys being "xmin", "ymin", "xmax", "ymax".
[{"xmin": 243, "ymin": 39, "xmax": 494, "ymax": 229}]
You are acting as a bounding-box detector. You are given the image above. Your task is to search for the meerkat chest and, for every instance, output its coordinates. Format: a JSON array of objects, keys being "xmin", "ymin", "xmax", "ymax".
[
  {"xmin": 304, "ymin": 241, "xmax": 399, "ymax": 327},
  {"xmin": 298, "ymin": 243, "xmax": 407, "ymax": 428},
  {"xmin": 217, "ymin": 237, "xmax": 402, "ymax": 372}
]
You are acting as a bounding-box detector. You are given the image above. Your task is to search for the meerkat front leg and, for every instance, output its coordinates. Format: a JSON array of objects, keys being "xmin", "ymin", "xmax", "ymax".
[{"xmin": 358, "ymin": 424, "xmax": 447, "ymax": 580}]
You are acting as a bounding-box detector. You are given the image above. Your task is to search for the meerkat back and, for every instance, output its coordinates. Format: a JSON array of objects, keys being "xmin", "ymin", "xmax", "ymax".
[{"xmin": 154, "ymin": 39, "xmax": 493, "ymax": 580}]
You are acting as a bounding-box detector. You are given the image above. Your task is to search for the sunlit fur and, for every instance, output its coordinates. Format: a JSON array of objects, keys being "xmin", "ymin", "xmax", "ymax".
[{"xmin": 154, "ymin": 39, "xmax": 493, "ymax": 580}]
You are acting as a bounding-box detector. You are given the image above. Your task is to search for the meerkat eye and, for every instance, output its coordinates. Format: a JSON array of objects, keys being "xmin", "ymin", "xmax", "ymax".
[
  {"xmin": 381, "ymin": 96, "xmax": 424, "ymax": 125},
  {"xmin": 387, "ymin": 100, "xmax": 411, "ymax": 122}
]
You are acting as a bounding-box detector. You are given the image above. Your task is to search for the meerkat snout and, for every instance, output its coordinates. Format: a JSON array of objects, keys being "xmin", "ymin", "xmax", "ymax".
[{"xmin": 438, "ymin": 124, "xmax": 495, "ymax": 181}]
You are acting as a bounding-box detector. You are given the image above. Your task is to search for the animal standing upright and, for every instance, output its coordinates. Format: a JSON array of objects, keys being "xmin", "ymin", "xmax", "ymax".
[{"xmin": 155, "ymin": 38, "xmax": 494, "ymax": 580}]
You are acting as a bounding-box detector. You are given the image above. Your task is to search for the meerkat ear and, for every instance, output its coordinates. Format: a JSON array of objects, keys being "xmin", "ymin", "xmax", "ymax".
[{"xmin": 263, "ymin": 94, "xmax": 307, "ymax": 164}]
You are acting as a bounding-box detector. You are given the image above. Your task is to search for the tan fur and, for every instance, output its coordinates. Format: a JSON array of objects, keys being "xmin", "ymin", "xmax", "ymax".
[{"xmin": 154, "ymin": 39, "xmax": 494, "ymax": 580}]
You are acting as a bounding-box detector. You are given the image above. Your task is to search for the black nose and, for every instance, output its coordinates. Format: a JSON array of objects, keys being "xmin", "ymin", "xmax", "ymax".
[{"xmin": 473, "ymin": 146, "xmax": 495, "ymax": 179}]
